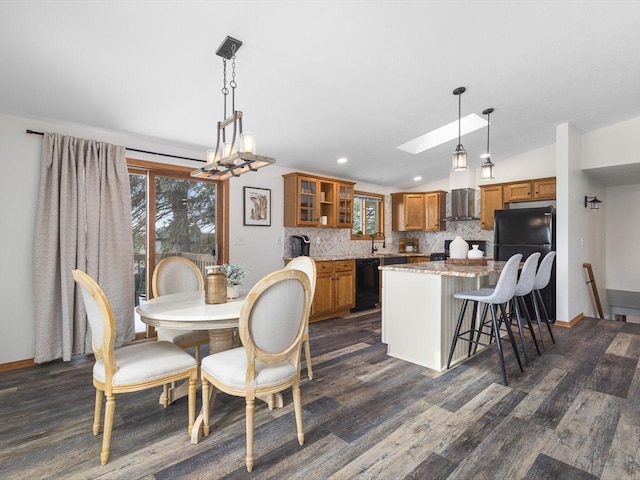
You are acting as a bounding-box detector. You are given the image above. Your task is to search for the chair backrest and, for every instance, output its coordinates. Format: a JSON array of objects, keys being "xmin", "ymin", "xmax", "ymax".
[
  {"xmin": 152, "ymin": 256, "xmax": 204, "ymax": 297},
  {"xmin": 284, "ymin": 256, "xmax": 317, "ymax": 302},
  {"xmin": 534, "ymin": 251, "xmax": 556, "ymax": 290},
  {"xmin": 514, "ymin": 252, "xmax": 541, "ymax": 296},
  {"xmin": 72, "ymin": 269, "xmax": 117, "ymax": 383},
  {"xmin": 487, "ymin": 254, "xmax": 523, "ymax": 304},
  {"xmin": 238, "ymin": 269, "xmax": 311, "ymax": 382}
]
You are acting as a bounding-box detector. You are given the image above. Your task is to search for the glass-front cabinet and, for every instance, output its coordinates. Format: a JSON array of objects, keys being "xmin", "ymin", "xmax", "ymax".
[
  {"xmin": 297, "ymin": 176, "xmax": 319, "ymax": 225},
  {"xmin": 337, "ymin": 184, "xmax": 353, "ymax": 227},
  {"xmin": 283, "ymin": 173, "xmax": 355, "ymax": 228}
]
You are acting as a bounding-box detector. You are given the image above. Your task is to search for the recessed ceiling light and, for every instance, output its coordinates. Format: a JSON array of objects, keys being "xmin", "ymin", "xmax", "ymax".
[
  {"xmin": 413, "ymin": 176, "xmax": 422, "ymax": 181},
  {"xmin": 337, "ymin": 157, "xmax": 348, "ymax": 164},
  {"xmin": 397, "ymin": 114, "xmax": 486, "ymax": 155}
]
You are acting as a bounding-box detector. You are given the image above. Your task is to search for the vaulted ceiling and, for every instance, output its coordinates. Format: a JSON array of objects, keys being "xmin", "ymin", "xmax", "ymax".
[{"xmin": 1, "ymin": 1, "xmax": 640, "ymax": 188}]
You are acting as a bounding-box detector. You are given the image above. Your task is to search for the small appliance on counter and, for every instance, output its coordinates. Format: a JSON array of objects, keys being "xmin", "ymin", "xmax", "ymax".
[{"xmin": 291, "ymin": 235, "xmax": 310, "ymax": 257}]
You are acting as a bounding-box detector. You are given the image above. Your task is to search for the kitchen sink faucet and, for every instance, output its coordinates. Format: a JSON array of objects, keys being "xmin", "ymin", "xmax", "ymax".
[{"xmin": 371, "ymin": 232, "xmax": 386, "ymax": 254}]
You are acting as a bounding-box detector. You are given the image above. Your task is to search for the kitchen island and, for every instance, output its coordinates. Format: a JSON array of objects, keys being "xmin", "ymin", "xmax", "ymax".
[{"xmin": 381, "ymin": 261, "xmax": 504, "ymax": 371}]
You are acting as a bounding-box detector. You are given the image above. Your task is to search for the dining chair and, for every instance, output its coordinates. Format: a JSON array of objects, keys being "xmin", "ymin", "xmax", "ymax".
[
  {"xmin": 72, "ymin": 269, "xmax": 197, "ymax": 465},
  {"xmin": 446, "ymin": 254, "xmax": 523, "ymax": 386},
  {"xmin": 152, "ymin": 256, "xmax": 209, "ymax": 363},
  {"xmin": 200, "ymin": 268, "xmax": 312, "ymax": 472},
  {"xmin": 284, "ymin": 256, "xmax": 317, "ymax": 379}
]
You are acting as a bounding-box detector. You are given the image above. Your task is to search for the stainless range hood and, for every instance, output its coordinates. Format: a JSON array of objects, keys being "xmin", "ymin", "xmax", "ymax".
[{"xmin": 443, "ymin": 188, "xmax": 480, "ymax": 221}]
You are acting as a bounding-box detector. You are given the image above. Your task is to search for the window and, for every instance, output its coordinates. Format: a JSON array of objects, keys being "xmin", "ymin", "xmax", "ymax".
[
  {"xmin": 352, "ymin": 191, "xmax": 384, "ymax": 239},
  {"xmin": 128, "ymin": 159, "xmax": 227, "ymax": 337}
]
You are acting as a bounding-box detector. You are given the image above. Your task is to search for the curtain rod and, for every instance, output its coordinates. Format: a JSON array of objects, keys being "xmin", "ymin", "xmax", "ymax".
[{"xmin": 26, "ymin": 129, "xmax": 206, "ymax": 163}]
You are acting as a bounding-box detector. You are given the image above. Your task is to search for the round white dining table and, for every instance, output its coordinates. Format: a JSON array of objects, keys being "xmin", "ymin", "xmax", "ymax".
[{"xmin": 136, "ymin": 290, "xmax": 283, "ymax": 444}]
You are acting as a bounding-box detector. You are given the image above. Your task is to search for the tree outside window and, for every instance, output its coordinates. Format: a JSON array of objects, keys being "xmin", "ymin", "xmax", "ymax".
[{"xmin": 352, "ymin": 191, "xmax": 384, "ymax": 239}]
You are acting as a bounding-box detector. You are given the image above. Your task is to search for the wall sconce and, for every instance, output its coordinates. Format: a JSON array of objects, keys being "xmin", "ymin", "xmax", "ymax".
[{"xmin": 585, "ymin": 196, "xmax": 602, "ymax": 210}]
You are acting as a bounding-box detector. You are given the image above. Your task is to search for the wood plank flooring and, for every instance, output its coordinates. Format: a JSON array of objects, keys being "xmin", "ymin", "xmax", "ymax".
[{"xmin": 2, "ymin": 312, "xmax": 640, "ymax": 479}]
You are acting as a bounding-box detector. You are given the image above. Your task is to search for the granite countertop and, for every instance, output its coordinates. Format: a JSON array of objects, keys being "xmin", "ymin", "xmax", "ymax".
[{"xmin": 380, "ymin": 260, "xmax": 505, "ymax": 278}]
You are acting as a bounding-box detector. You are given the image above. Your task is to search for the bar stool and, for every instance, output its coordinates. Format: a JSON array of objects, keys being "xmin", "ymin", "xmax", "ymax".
[
  {"xmin": 506, "ymin": 252, "xmax": 542, "ymax": 365},
  {"xmin": 532, "ymin": 251, "xmax": 556, "ymax": 348},
  {"xmin": 446, "ymin": 254, "xmax": 523, "ymax": 386}
]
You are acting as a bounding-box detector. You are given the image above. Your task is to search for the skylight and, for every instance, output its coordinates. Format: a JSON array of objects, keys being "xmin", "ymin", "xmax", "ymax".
[{"xmin": 397, "ymin": 114, "xmax": 486, "ymax": 155}]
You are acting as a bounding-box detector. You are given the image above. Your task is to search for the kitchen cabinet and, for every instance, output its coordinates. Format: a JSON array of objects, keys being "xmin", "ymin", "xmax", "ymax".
[
  {"xmin": 283, "ymin": 173, "xmax": 355, "ymax": 228},
  {"xmin": 425, "ymin": 191, "xmax": 447, "ymax": 231},
  {"xmin": 480, "ymin": 177, "xmax": 556, "ymax": 230},
  {"xmin": 311, "ymin": 259, "xmax": 355, "ymax": 321},
  {"xmin": 336, "ymin": 183, "xmax": 354, "ymax": 227},
  {"xmin": 504, "ymin": 182, "xmax": 532, "ymax": 202},
  {"xmin": 533, "ymin": 177, "xmax": 556, "ymax": 200},
  {"xmin": 480, "ymin": 184, "xmax": 504, "ymax": 230},
  {"xmin": 391, "ymin": 193, "xmax": 426, "ymax": 231}
]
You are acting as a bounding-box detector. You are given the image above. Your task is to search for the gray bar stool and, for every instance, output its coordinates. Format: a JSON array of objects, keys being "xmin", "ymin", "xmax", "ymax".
[
  {"xmin": 532, "ymin": 251, "xmax": 556, "ymax": 348},
  {"xmin": 446, "ymin": 254, "xmax": 523, "ymax": 386}
]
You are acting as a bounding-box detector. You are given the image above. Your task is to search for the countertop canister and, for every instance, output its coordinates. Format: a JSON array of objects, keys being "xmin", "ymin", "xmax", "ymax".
[
  {"xmin": 205, "ymin": 266, "xmax": 227, "ymax": 304},
  {"xmin": 449, "ymin": 236, "xmax": 469, "ymax": 259}
]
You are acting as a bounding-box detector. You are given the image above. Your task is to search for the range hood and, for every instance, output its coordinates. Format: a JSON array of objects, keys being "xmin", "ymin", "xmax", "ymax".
[{"xmin": 443, "ymin": 188, "xmax": 479, "ymax": 221}]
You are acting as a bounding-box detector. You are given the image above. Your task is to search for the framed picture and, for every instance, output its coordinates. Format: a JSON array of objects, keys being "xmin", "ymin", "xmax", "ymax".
[{"xmin": 243, "ymin": 186, "xmax": 271, "ymax": 226}]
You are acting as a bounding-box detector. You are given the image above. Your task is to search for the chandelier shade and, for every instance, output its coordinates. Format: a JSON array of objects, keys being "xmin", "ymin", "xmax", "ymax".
[{"xmin": 451, "ymin": 86, "xmax": 468, "ymax": 171}]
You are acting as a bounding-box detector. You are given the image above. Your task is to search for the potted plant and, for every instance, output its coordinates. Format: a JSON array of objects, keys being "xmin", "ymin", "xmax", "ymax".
[{"xmin": 219, "ymin": 263, "xmax": 247, "ymax": 299}]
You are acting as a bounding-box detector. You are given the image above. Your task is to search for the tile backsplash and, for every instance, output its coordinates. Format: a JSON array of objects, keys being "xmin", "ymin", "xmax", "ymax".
[{"xmin": 283, "ymin": 191, "xmax": 495, "ymax": 258}]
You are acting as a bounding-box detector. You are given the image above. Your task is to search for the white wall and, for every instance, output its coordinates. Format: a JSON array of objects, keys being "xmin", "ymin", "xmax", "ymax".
[
  {"xmin": 582, "ymin": 115, "xmax": 640, "ymax": 169},
  {"xmin": 606, "ymin": 185, "xmax": 640, "ymax": 291}
]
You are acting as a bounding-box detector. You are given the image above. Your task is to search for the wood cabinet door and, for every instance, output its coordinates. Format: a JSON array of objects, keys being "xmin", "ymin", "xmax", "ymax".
[
  {"xmin": 533, "ymin": 178, "xmax": 556, "ymax": 199},
  {"xmin": 404, "ymin": 194, "xmax": 426, "ymax": 230},
  {"xmin": 312, "ymin": 272, "xmax": 334, "ymax": 316},
  {"xmin": 296, "ymin": 176, "xmax": 320, "ymax": 226},
  {"xmin": 504, "ymin": 182, "xmax": 532, "ymax": 202},
  {"xmin": 336, "ymin": 183, "xmax": 354, "ymax": 228},
  {"xmin": 334, "ymin": 269, "xmax": 355, "ymax": 310},
  {"xmin": 480, "ymin": 185, "xmax": 504, "ymax": 230},
  {"xmin": 425, "ymin": 192, "xmax": 445, "ymax": 231}
]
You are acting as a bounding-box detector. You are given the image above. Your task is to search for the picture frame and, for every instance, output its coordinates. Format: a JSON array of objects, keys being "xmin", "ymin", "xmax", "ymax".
[{"xmin": 243, "ymin": 186, "xmax": 271, "ymax": 226}]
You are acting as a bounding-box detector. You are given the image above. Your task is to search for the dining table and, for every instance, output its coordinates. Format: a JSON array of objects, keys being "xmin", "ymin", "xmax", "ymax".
[{"xmin": 136, "ymin": 290, "xmax": 284, "ymax": 444}]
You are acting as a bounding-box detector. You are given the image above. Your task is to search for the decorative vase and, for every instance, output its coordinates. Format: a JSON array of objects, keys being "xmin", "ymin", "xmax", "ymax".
[
  {"xmin": 449, "ymin": 236, "xmax": 469, "ymax": 259},
  {"xmin": 467, "ymin": 244, "xmax": 483, "ymax": 259},
  {"xmin": 227, "ymin": 284, "xmax": 241, "ymax": 299},
  {"xmin": 205, "ymin": 266, "xmax": 227, "ymax": 304}
]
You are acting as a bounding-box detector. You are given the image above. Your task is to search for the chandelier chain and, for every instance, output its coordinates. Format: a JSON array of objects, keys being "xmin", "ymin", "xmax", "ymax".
[{"xmin": 230, "ymin": 53, "xmax": 236, "ymax": 113}]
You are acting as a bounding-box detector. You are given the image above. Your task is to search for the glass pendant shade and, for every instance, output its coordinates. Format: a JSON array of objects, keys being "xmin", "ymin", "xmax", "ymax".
[
  {"xmin": 480, "ymin": 157, "xmax": 494, "ymax": 179},
  {"xmin": 452, "ymin": 146, "xmax": 467, "ymax": 171},
  {"xmin": 206, "ymin": 148, "xmax": 217, "ymax": 165},
  {"xmin": 240, "ymin": 132, "xmax": 256, "ymax": 154}
]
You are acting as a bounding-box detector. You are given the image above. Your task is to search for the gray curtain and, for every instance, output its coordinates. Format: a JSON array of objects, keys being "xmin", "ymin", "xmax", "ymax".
[{"xmin": 33, "ymin": 133, "xmax": 134, "ymax": 363}]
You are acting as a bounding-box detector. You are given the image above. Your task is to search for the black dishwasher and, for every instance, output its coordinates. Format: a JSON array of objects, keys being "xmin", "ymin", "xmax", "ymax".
[{"xmin": 353, "ymin": 258, "xmax": 381, "ymax": 312}]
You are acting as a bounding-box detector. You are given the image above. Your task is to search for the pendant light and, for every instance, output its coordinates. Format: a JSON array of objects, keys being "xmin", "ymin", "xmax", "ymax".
[
  {"xmin": 451, "ymin": 86, "xmax": 467, "ymax": 171},
  {"xmin": 480, "ymin": 107, "xmax": 495, "ymax": 180},
  {"xmin": 192, "ymin": 36, "xmax": 275, "ymax": 180}
]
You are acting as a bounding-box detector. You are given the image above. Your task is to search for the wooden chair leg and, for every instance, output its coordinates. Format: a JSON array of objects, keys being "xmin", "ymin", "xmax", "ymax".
[
  {"xmin": 195, "ymin": 345, "xmax": 201, "ymax": 364},
  {"xmin": 202, "ymin": 378, "xmax": 210, "ymax": 437},
  {"xmin": 304, "ymin": 336, "xmax": 313, "ymax": 380},
  {"xmin": 188, "ymin": 372, "xmax": 197, "ymax": 436},
  {"xmin": 101, "ymin": 394, "xmax": 116, "ymax": 465},
  {"xmin": 293, "ymin": 384, "xmax": 304, "ymax": 446},
  {"xmin": 93, "ymin": 388, "xmax": 103, "ymax": 435},
  {"xmin": 162, "ymin": 384, "xmax": 169, "ymax": 408},
  {"xmin": 246, "ymin": 398, "xmax": 255, "ymax": 472}
]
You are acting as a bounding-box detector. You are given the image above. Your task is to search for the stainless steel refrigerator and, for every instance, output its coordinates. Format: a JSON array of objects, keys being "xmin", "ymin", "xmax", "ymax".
[{"xmin": 494, "ymin": 206, "xmax": 556, "ymax": 319}]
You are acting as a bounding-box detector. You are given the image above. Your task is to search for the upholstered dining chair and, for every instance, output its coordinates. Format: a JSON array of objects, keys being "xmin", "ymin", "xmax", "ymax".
[
  {"xmin": 152, "ymin": 256, "xmax": 209, "ymax": 362},
  {"xmin": 72, "ymin": 269, "xmax": 197, "ymax": 465},
  {"xmin": 284, "ymin": 256, "xmax": 317, "ymax": 379},
  {"xmin": 200, "ymin": 268, "xmax": 312, "ymax": 472}
]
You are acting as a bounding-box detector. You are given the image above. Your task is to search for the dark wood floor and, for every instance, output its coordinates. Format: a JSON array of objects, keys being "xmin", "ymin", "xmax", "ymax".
[{"xmin": 2, "ymin": 312, "xmax": 640, "ymax": 479}]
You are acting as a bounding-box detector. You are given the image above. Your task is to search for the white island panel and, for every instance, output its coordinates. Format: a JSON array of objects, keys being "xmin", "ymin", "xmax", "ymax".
[{"xmin": 381, "ymin": 263, "xmax": 499, "ymax": 371}]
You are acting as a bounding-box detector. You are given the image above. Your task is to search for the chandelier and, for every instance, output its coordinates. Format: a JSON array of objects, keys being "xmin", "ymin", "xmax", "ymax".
[{"xmin": 191, "ymin": 36, "xmax": 275, "ymax": 180}]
